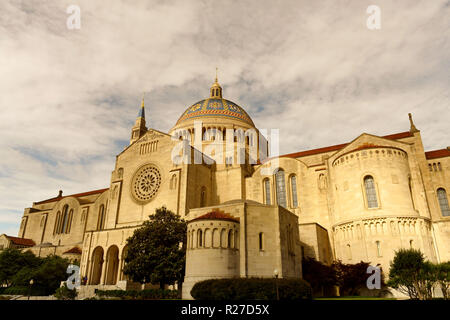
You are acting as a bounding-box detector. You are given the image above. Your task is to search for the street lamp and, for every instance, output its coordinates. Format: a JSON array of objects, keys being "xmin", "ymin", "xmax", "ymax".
[
  {"xmin": 28, "ymin": 279, "xmax": 34, "ymax": 300},
  {"xmin": 273, "ymin": 269, "xmax": 279, "ymax": 301}
]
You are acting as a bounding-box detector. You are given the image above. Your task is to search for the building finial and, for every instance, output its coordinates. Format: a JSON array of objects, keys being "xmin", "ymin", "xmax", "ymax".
[
  {"xmin": 408, "ymin": 113, "xmax": 419, "ymax": 133},
  {"xmin": 210, "ymin": 68, "xmax": 222, "ymax": 98}
]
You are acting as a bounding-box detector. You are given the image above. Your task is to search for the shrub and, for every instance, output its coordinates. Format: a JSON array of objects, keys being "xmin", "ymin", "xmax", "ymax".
[
  {"xmin": 54, "ymin": 284, "xmax": 77, "ymax": 300},
  {"xmin": 95, "ymin": 288, "xmax": 178, "ymax": 300},
  {"xmin": 190, "ymin": 278, "xmax": 312, "ymax": 300},
  {"xmin": 302, "ymin": 258, "xmax": 337, "ymax": 296},
  {"xmin": 3, "ymin": 286, "xmax": 46, "ymax": 296}
]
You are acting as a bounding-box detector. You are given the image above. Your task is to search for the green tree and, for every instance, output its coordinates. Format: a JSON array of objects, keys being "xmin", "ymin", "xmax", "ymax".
[
  {"xmin": 123, "ymin": 207, "xmax": 187, "ymax": 291},
  {"xmin": 387, "ymin": 248, "xmax": 434, "ymax": 300},
  {"xmin": 0, "ymin": 248, "xmax": 40, "ymax": 287},
  {"xmin": 435, "ymin": 262, "xmax": 450, "ymax": 300},
  {"xmin": 54, "ymin": 283, "xmax": 78, "ymax": 300}
]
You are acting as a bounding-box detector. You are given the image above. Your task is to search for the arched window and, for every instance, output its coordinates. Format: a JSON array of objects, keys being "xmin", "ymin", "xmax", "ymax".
[
  {"xmin": 61, "ymin": 205, "xmax": 69, "ymax": 234},
  {"xmin": 275, "ymin": 169, "xmax": 287, "ymax": 208},
  {"xmin": 97, "ymin": 205, "xmax": 105, "ymax": 230},
  {"xmin": 54, "ymin": 211, "xmax": 61, "ymax": 235},
  {"xmin": 437, "ymin": 188, "xmax": 450, "ymax": 216},
  {"xmin": 197, "ymin": 229, "xmax": 203, "ymax": 247},
  {"xmin": 346, "ymin": 244, "xmax": 352, "ymax": 260},
  {"xmin": 263, "ymin": 178, "xmax": 271, "ymax": 205},
  {"xmin": 170, "ymin": 174, "xmax": 177, "ymax": 190},
  {"xmin": 364, "ymin": 175, "xmax": 379, "ymax": 208},
  {"xmin": 66, "ymin": 209, "xmax": 73, "ymax": 234},
  {"xmin": 200, "ymin": 187, "xmax": 206, "ymax": 207},
  {"xmin": 259, "ymin": 232, "xmax": 264, "ymax": 251},
  {"xmin": 228, "ymin": 230, "xmax": 234, "ymax": 248},
  {"xmin": 290, "ymin": 175, "xmax": 298, "ymax": 208},
  {"xmin": 376, "ymin": 241, "xmax": 381, "ymax": 257}
]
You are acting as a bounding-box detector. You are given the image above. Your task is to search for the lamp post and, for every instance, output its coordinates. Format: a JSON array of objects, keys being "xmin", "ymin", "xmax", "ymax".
[
  {"xmin": 28, "ymin": 279, "xmax": 34, "ymax": 300},
  {"xmin": 273, "ymin": 269, "xmax": 279, "ymax": 300}
]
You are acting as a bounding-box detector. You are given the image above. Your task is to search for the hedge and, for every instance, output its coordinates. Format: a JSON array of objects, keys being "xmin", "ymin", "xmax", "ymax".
[
  {"xmin": 191, "ymin": 278, "xmax": 312, "ymax": 300},
  {"xmin": 2, "ymin": 286, "xmax": 47, "ymax": 296},
  {"xmin": 96, "ymin": 288, "xmax": 178, "ymax": 300}
]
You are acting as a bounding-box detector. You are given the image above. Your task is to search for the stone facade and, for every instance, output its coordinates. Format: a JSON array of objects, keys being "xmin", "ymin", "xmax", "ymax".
[{"xmin": 12, "ymin": 79, "xmax": 450, "ymax": 299}]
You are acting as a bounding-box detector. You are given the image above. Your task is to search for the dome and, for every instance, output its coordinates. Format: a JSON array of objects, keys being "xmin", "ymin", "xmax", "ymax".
[{"xmin": 175, "ymin": 98, "xmax": 255, "ymax": 127}]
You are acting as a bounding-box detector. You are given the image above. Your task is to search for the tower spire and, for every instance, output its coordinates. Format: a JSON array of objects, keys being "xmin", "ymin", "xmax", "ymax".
[
  {"xmin": 408, "ymin": 113, "xmax": 419, "ymax": 133},
  {"xmin": 130, "ymin": 93, "xmax": 148, "ymax": 144},
  {"xmin": 139, "ymin": 92, "xmax": 146, "ymax": 119}
]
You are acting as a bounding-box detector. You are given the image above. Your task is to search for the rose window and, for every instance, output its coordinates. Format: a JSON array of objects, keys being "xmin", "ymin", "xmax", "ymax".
[{"xmin": 131, "ymin": 165, "xmax": 161, "ymax": 202}]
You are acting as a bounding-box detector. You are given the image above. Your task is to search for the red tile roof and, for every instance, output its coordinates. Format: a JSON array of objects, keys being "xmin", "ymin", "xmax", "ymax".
[
  {"xmin": 280, "ymin": 131, "xmax": 414, "ymax": 159},
  {"xmin": 63, "ymin": 247, "xmax": 82, "ymax": 255},
  {"xmin": 5, "ymin": 235, "xmax": 35, "ymax": 247},
  {"xmin": 190, "ymin": 210, "xmax": 240, "ymax": 223},
  {"xmin": 34, "ymin": 188, "xmax": 109, "ymax": 205},
  {"xmin": 425, "ymin": 149, "xmax": 450, "ymax": 160}
]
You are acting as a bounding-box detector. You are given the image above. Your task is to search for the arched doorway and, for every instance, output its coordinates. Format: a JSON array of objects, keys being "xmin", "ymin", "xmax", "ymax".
[
  {"xmin": 105, "ymin": 245, "xmax": 119, "ymax": 285},
  {"xmin": 90, "ymin": 246, "xmax": 104, "ymax": 285},
  {"xmin": 119, "ymin": 245, "xmax": 128, "ymax": 281}
]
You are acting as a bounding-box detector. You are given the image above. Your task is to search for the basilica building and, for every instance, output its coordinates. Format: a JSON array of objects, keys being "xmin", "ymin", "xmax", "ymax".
[{"xmin": 10, "ymin": 77, "xmax": 450, "ymax": 298}]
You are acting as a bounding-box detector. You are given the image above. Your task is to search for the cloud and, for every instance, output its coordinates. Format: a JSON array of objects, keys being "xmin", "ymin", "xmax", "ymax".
[{"xmin": 0, "ymin": 0, "xmax": 449, "ymax": 235}]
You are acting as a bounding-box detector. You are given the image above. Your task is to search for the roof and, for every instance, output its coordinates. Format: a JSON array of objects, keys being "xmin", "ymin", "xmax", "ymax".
[
  {"xmin": 63, "ymin": 247, "xmax": 82, "ymax": 255},
  {"xmin": 34, "ymin": 188, "xmax": 109, "ymax": 205},
  {"xmin": 175, "ymin": 98, "xmax": 254, "ymax": 127},
  {"xmin": 189, "ymin": 210, "xmax": 240, "ymax": 223},
  {"xmin": 5, "ymin": 235, "xmax": 35, "ymax": 247},
  {"xmin": 425, "ymin": 148, "xmax": 450, "ymax": 160},
  {"xmin": 280, "ymin": 131, "xmax": 414, "ymax": 159}
]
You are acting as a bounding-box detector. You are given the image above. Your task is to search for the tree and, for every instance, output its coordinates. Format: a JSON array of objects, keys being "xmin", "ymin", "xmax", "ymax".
[
  {"xmin": 301, "ymin": 257, "xmax": 337, "ymax": 296},
  {"xmin": 54, "ymin": 283, "xmax": 77, "ymax": 300},
  {"xmin": 0, "ymin": 248, "xmax": 40, "ymax": 287},
  {"xmin": 333, "ymin": 260, "xmax": 375, "ymax": 296},
  {"xmin": 435, "ymin": 262, "xmax": 450, "ymax": 300},
  {"xmin": 123, "ymin": 207, "xmax": 187, "ymax": 290},
  {"xmin": 387, "ymin": 248, "xmax": 435, "ymax": 300}
]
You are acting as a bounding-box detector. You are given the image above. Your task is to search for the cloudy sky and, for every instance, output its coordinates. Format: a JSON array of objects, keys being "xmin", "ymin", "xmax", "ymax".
[{"xmin": 0, "ymin": 0, "xmax": 449, "ymax": 236}]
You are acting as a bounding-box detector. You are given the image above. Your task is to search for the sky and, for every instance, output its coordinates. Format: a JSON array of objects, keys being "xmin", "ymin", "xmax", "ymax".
[{"xmin": 0, "ymin": 0, "xmax": 449, "ymax": 236}]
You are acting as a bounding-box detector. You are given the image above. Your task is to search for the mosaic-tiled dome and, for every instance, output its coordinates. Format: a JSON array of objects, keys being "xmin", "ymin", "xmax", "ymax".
[
  {"xmin": 175, "ymin": 98, "xmax": 255, "ymax": 127},
  {"xmin": 174, "ymin": 76, "xmax": 255, "ymax": 127}
]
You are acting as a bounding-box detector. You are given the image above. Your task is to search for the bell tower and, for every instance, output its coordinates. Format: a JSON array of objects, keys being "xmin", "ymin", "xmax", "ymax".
[{"xmin": 130, "ymin": 95, "xmax": 147, "ymax": 145}]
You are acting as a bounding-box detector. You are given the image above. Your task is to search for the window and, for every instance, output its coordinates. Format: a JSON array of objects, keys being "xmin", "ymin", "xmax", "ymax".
[
  {"xmin": 290, "ymin": 175, "xmax": 298, "ymax": 208},
  {"xmin": 376, "ymin": 241, "xmax": 381, "ymax": 257},
  {"xmin": 409, "ymin": 240, "xmax": 414, "ymax": 249},
  {"xmin": 275, "ymin": 169, "xmax": 287, "ymax": 208},
  {"xmin": 259, "ymin": 232, "xmax": 264, "ymax": 251},
  {"xmin": 66, "ymin": 209, "xmax": 73, "ymax": 234},
  {"xmin": 97, "ymin": 205, "xmax": 105, "ymax": 230},
  {"xmin": 61, "ymin": 205, "xmax": 69, "ymax": 234},
  {"xmin": 364, "ymin": 175, "xmax": 379, "ymax": 208},
  {"xmin": 264, "ymin": 178, "xmax": 271, "ymax": 205},
  {"xmin": 228, "ymin": 230, "xmax": 234, "ymax": 248},
  {"xmin": 197, "ymin": 229, "xmax": 203, "ymax": 247},
  {"xmin": 54, "ymin": 211, "xmax": 61, "ymax": 235},
  {"xmin": 200, "ymin": 187, "xmax": 206, "ymax": 207},
  {"xmin": 346, "ymin": 244, "xmax": 352, "ymax": 260},
  {"xmin": 437, "ymin": 188, "xmax": 450, "ymax": 216}
]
